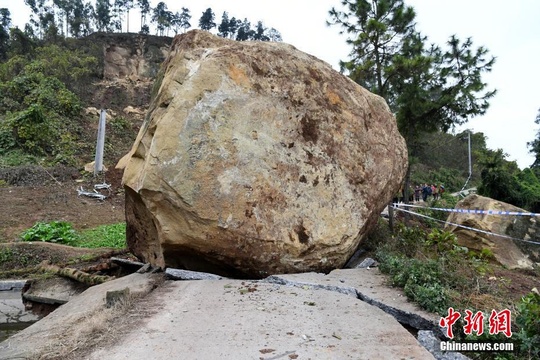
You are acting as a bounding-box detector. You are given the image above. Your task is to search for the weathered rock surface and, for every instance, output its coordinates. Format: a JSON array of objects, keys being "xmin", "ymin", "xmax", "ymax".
[
  {"xmin": 446, "ymin": 194, "xmax": 540, "ymax": 269},
  {"xmin": 99, "ymin": 33, "xmax": 170, "ymax": 81},
  {"xmin": 121, "ymin": 30, "xmax": 408, "ymax": 277}
]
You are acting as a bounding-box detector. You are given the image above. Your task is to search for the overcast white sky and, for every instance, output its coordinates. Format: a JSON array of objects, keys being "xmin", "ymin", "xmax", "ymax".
[{"xmin": 1, "ymin": 0, "xmax": 539, "ymax": 169}]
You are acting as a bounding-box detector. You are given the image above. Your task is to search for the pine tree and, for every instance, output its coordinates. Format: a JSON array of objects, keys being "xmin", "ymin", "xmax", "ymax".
[
  {"xmin": 0, "ymin": 8, "xmax": 11, "ymax": 61},
  {"xmin": 137, "ymin": 0, "xmax": 150, "ymax": 32},
  {"xmin": 151, "ymin": 2, "xmax": 171, "ymax": 36},
  {"xmin": 228, "ymin": 16, "xmax": 240, "ymax": 38},
  {"xmin": 198, "ymin": 8, "xmax": 215, "ymax": 31},
  {"xmin": 253, "ymin": 21, "xmax": 269, "ymax": 41},
  {"xmin": 267, "ymin": 28, "xmax": 282, "ymax": 42},
  {"xmin": 329, "ymin": 0, "xmax": 496, "ymax": 202},
  {"xmin": 236, "ymin": 18, "xmax": 253, "ymax": 41},
  {"xmin": 217, "ymin": 11, "xmax": 230, "ymax": 38},
  {"xmin": 178, "ymin": 7, "xmax": 191, "ymax": 33},
  {"xmin": 95, "ymin": 0, "xmax": 112, "ymax": 32}
]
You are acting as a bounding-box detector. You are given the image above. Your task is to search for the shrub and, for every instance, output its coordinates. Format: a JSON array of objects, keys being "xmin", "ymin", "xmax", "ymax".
[
  {"xmin": 515, "ymin": 291, "xmax": 540, "ymax": 359},
  {"xmin": 20, "ymin": 222, "xmax": 126, "ymax": 249},
  {"xmin": 376, "ymin": 226, "xmax": 475, "ymax": 315},
  {"xmin": 21, "ymin": 221, "xmax": 79, "ymax": 245},
  {"xmin": 378, "ymin": 252, "xmax": 451, "ymax": 314}
]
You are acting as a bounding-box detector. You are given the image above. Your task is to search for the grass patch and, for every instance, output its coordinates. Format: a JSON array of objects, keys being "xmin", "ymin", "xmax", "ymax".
[
  {"xmin": 20, "ymin": 221, "xmax": 126, "ymax": 249},
  {"xmin": 75, "ymin": 223, "xmax": 126, "ymax": 249}
]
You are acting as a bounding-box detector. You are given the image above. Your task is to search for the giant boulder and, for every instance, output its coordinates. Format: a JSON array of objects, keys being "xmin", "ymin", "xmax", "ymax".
[
  {"xmin": 446, "ymin": 194, "xmax": 540, "ymax": 269},
  {"xmin": 121, "ymin": 30, "xmax": 408, "ymax": 278}
]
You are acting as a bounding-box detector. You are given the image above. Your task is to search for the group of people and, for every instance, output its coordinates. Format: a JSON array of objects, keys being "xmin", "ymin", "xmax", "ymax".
[
  {"xmin": 394, "ymin": 184, "xmax": 445, "ymax": 204},
  {"xmin": 415, "ymin": 184, "xmax": 445, "ymax": 202}
]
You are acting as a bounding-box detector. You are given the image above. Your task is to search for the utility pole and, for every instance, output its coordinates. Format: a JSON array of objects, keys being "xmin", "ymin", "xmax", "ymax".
[
  {"xmin": 94, "ymin": 109, "xmax": 106, "ymax": 176},
  {"xmin": 459, "ymin": 130, "xmax": 472, "ymax": 196}
]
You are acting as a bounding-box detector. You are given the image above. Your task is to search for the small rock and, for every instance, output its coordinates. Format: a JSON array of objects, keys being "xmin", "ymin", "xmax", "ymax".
[
  {"xmin": 417, "ymin": 330, "xmax": 470, "ymax": 360},
  {"xmin": 105, "ymin": 288, "xmax": 130, "ymax": 308},
  {"xmin": 356, "ymin": 258, "xmax": 378, "ymax": 269}
]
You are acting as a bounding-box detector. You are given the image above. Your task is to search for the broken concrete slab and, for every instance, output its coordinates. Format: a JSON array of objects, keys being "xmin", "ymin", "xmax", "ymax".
[
  {"xmin": 86, "ymin": 280, "xmax": 434, "ymax": 359},
  {"xmin": 0, "ymin": 273, "xmax": 160, "ymax": 360},
  {"xmin": 165, "ymin": 268, "xmax": 225, "ymax": 281},
  {"xmin": 418, "ymin": 330, "xmax": 471, "ymax": 360},
  {"xmin": 111, "ymin": 257, "xmax": 145, "ymax": 272},
  {"xmin": 267, "ymin": 268, "xmax": 443, "ymax": 336},
  {"xmin": 0, "ymin": 280, "xmax": 27, "ymax": 291},
  {"xmin": 0, "ymin": 289, "xmax": 41, "ymax": 324},
  {"xmin": 22, "ymin": 277, "xmax": 88, "ymax": 305}
]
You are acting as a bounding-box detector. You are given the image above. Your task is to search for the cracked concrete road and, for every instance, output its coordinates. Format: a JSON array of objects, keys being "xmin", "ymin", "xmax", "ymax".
[
  {"xmin": 88, "ymin": 279, "xmax": 433, "ymax": 360},
  {"xmin": 1, "ymin": 270, "xmax": 439, "ymax": 359}
]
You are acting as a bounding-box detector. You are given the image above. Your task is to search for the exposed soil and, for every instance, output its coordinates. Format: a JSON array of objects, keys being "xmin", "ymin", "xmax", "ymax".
[
  {"xmin": 0, "ymin": 166, "xmax": 129, "ymax": 279},
  {"xmin": 0, "ymin": 166, "xmax": 125, "ymax": 243}
]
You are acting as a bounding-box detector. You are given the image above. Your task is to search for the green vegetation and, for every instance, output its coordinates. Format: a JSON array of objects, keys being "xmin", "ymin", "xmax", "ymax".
[
  {"xmin": 21, "ymin": 221, "xmax": 79, "ymax": 245},
  {"xmin": 0, "ymin": 246, "xmax": 13, "ymax": 263},
  {"xmin": 329, "ymin": 0, "xmax": 495, "ymax": 203},
  {"xmin": 2, "ymin": 2, "xmax": 281, "ymax": 41},
  {"xmin": 367, "ymin": 217, "xmax": 539, "ymax": 359},
  {"xmin": 77, "ymin": 223, "xmax": 127, "ymax": 248},
  {"xmin": 514, "ymin": 291, "xmax": 540, "ymax": 359},
  {"xmin": 0, "ymin": 40, "xmax": 99, "ymax": 166},
  {"xmin": 375, "ymin": 223, "xmax": 471, "ymax": 314},
  {"xmin": 21, "ymin": 221, "xmax": 126, "ymax": 249}
]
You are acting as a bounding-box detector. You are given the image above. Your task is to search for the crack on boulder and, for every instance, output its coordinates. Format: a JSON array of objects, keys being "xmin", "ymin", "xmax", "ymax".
[{"xmin": 293, "ymin": 222, "xmax": 310, "ymax": 244}]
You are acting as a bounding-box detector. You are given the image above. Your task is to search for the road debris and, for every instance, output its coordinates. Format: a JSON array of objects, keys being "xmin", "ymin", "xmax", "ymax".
[
  {"xmin": 77, "ymin": 186, "xmax": 107, "ymax": 201},
  {"xmin": 94, "ymin": 182, "xmax": 112, "ymax": 191}
]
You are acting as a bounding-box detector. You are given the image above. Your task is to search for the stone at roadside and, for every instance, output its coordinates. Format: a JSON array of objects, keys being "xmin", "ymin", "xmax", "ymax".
[
  {"xmin": 105, "ymin": 288, "xmax": 130, "ymax": 308},
  {"xmin": 418, "ymin": 330, "xmax": 470, "ymax": 360},
  {"xmin": 83, "ymin": 161, "xmax": 109, "ymax": 173},
  {"xmin": 123, "ymin": 105, "xmax": 145, "ymax": 116},
  {"xmin": 84, "ymin": 107, "xmax": 115, "ymax": 120},
  {"xmin": 356, "ymin": 257, "xmax": 378, "ymax": 268},
  {"xmin": 120, "ymin": 30, "xmax": 408, "ymax": 278},
  {"xmin": 343, "ymin": 248, "xmax": 366, "ymax": 268},
  {"xmin": 446, "ymin": 194, "xmax": 539, "ymax": 269}
]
